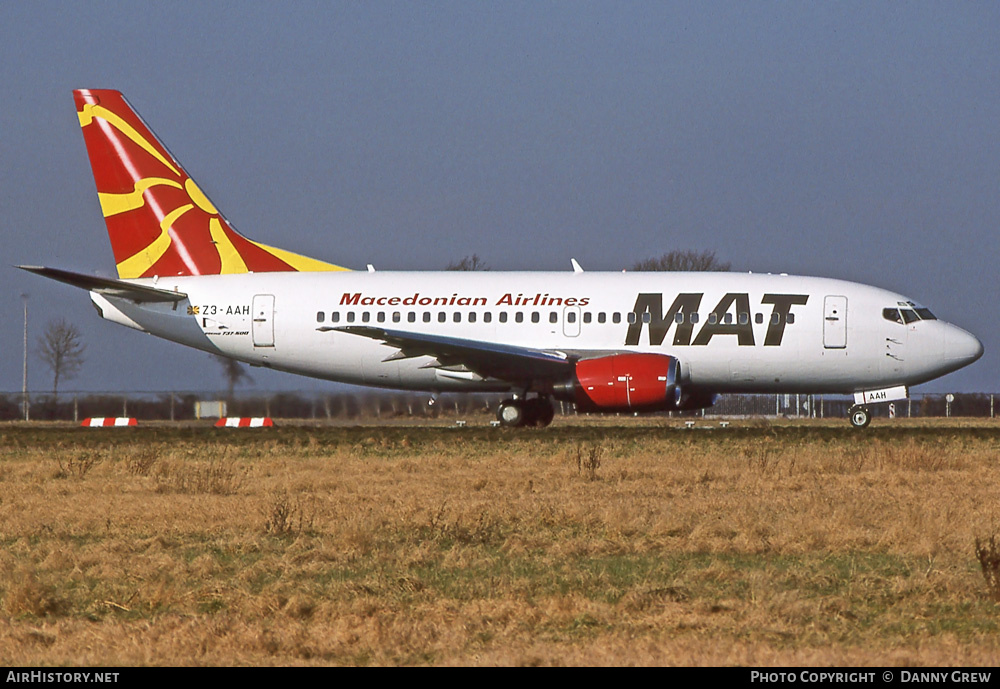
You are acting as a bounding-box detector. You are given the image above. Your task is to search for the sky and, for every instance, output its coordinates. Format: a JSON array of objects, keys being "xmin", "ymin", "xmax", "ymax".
[{"xmin": 1, "ymin": 2, "xmax": 998, "ymax": 396}]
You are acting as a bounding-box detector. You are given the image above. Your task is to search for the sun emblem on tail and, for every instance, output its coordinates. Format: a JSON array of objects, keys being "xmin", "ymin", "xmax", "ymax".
[{"xmin": 75, "ymin": 89, "xmax": 347, "ymax": 279}]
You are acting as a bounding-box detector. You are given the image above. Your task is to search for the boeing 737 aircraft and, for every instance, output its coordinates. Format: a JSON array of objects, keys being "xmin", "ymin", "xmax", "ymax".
[{"xmin": 20, "ymin": 89, "xmax": 984, "ymax": 428}]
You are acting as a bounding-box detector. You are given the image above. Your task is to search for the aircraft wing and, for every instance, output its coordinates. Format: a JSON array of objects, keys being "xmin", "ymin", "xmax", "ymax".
[
  {"xmin": 18, "ymin": 266, "xmax": 188, "ymax": 303},
  {"xmin": 330, "ymin": 325, "xmax": 576, "ymax": 383}
]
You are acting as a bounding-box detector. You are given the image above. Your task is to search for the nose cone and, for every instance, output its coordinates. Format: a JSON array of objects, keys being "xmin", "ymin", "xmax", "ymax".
[{"xmin": 944, "ymin": 325, "xmax": 984, "ymax": 367}]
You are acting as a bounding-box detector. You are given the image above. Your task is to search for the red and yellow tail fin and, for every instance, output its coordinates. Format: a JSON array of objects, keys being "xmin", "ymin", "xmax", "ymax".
[{"xmin": 73, "ymin": 89, "xmax": 349, "ymax": 279}]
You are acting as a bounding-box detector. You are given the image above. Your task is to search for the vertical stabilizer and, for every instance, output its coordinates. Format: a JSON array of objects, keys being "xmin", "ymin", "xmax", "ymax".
[{"xmin": 74, "ymin": 89, "xmax": 348, "ymax": 278}]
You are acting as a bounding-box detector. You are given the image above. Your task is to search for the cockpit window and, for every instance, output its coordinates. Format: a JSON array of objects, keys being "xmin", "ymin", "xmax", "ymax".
[{"xmin": 884, "ymin": 305, "xmax": 937, "ymax": 324}]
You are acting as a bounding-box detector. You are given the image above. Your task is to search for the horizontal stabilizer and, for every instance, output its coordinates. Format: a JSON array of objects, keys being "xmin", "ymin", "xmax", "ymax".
[{"xmin": 18, "ymin": 265, "xmax": 187, "ymax": 303}]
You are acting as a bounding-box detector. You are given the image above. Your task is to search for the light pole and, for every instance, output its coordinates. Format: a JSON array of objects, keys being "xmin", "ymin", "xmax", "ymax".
[{"xmin": 21, "ymin": 293, "xmax": 28, "ymax": 421}]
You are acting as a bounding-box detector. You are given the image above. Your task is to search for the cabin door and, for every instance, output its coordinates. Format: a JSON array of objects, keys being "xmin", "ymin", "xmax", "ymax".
[
  {"xmin": 823, "ymin": 295, "xmax": 847, "ymax": 349},
  {"xmin": 252, "ymin": 294, "xmax": 275, "ymax": 347}
]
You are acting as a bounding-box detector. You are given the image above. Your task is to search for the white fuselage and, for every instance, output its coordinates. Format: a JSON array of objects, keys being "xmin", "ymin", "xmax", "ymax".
[{"xmin": 90, "ymin": 271, "xmax": 982, "ymax": 396}]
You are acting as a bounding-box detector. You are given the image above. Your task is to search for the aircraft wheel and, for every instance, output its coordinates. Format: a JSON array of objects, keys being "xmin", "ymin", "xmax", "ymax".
[
  {"xmin": 497, "ymin": 400, "xmax": 525, "ymax": 428},
  {"xmin": 849, "ymin": 405, "xmax": 872, "ymax": 429},
  {"xmin": 520, "ymin": 397, "xmax": 552, "ymax": 427},
  {"xmin": 530, "ymin": 397, "xmax": 555, "ymax": 427},
  {"xmin": 522, "ymin": 399, "xmax": 540, "ymax": 427}
]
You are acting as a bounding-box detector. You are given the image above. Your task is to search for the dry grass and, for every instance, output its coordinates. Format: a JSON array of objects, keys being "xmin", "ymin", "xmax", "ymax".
[
  {"xmin": 974, "ymin": 534, "xmax": 1000, "ymax": 602},
  {"xmin": 1, "ymin": 419, "xmax": 1000, "ymax": 665}
]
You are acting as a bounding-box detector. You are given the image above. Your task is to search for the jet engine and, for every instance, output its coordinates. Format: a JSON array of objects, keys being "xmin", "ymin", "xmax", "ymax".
[{"xmin": 551, "ymin": 353, "xmax": 682, "ymax": 413}]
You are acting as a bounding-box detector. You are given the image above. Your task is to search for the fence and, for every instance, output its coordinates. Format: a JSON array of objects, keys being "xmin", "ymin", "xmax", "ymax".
[
  {"xmin": 1, "ymin": 390, "xmax": 995, "ymax": 423},
  {"xmin": 696, "ymin": 393, "xmax": 992, "ymax": 420}
]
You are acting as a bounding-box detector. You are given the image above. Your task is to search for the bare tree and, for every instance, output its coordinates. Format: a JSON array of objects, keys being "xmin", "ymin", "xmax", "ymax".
[
  {"xmin": 446, "ymin": 254, "xmax": 490, "ymax": 271},
  {"xmin": 629, "ymin": 250, "xmax": 731, "ymax": 272},
  {"xmin": 37, "ymin": 318, "xmax": 85, "ymax": 397},
  {"xmin": 212, "ymin": 354, "xmax": 253, "ymax": 403}
]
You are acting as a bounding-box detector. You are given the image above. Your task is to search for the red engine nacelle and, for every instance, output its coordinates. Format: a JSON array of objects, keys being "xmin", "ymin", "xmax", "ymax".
[{"xmin": 552, "ymin": 353, "xmax": 682, "ymax": 412}]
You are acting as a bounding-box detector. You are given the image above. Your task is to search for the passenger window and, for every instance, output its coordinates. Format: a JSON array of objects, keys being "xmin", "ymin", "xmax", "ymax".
[
  {"xmin": 674, "ymin": 313, "xmax": 684, "ymax": 324},
  {"xmin": 407, "ymin": 312, "xmax": 415, "ymax": 323},
  {"xmin": 347, "ymin": 312, "xmax": 355, "ymax": 323},
  {"xmin": 362, "ymin": 312, "xmax": 370, "ymax": 323},
  {"xmin": 332, "ymin": 312, "xmax": 340, "ymax": 323},
  {"xmin": 771, "ymin": 312, "xmax": 780, "ymax": 325},
  {"xmin": 453, "ymin": 312, "xmax": 461, "ymax": 323},
  {"xmin": 583, "ymin": 312, "xmax": 591, "ymax": 324},
  {"xmin": 755, "ymin": 313, "xmax": 763, "ymax": 324},
  {"xmin": 549, "ymin": 312, "xmax": 558, "ymax": 324},
  {"xmin": 708, "ymin": 313, "xmax": 718, "ymax": 325},
  {"xmin": 515, "ymin": 312, "xmax": 524, "ymax": 323},
  {"xmin": 598, "ymin": 312, "xmax": 606, "ymax": 324},
  {"xmin": 316, "ymin": 312, "xmax": 325, "ymax": 323},
  {"xmin": 642, "ymin": 312, "xmax": 651, "ymax": 324},
  {"xmin": 531, "ymin": 312, "xmax": 540, "ymax": 323},
  {"xmin": 500, "ymin": 312, "xmax": 508, "ymax": 323},
  {"xmin": 484, "ymin": 312, "xmax": 492, "ymax": 323},
  {"xmin": 567, "ymin": 311, "xmax": 577, "ymax": 323},
  {"xmin": 739, "ymin": 312, "xmax": 748, "ymax": 325},
  {"xmin": 612, "ymin": 313, "xmax": 621, "ymax": 324},
  {"xmin": 469, "ymin": 312, "xmax": 477, "ymax": 323},
  {"xmin": 690, "ymin": 313, "xmax": 699, "ymax": 324},
  {"xmin": 392, "ymin": 312, "xmax": 401, "ymax": 323},
  {"xmin": 438, "ymin": 312, "xmax": 446, "ymax": 323},
  {"xmin": 377, "ymin": 312, "xmax": 385, "ymax": 323},
  {"xmin": 787, "ymin": 313, "xmax": 795, "ymax": 325},
  {"xmin": 723, "ymin": 313, "xmax": 732, "ymax": 324},
  {"xmin": 423, "ymin": 312, "xmax": 431, "ymax": 323}
]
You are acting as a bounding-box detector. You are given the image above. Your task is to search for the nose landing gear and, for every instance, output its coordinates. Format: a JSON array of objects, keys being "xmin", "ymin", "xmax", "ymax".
[
  {"xmin": 848, "ymin": 405, "xmax": 872, "ymax": 429},
  {"xmin": 496, "ymin": 396, "xmax": 555, "ymax": 428}
]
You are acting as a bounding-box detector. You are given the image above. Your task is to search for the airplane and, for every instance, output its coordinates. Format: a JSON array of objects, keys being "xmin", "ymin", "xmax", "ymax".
[{"xmin": 20, "ymin": 89, "xmax": 984, "ymax": 429}]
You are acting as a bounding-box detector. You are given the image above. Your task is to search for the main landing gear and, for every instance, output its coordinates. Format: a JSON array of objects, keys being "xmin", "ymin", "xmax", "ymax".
[
  {"xmin": 496, "ymin": 396, "xmax": 555, "ymax": 428},
  {"xmin": 848, "ymin": 405, "xmax": 872, "ymax": 429}
]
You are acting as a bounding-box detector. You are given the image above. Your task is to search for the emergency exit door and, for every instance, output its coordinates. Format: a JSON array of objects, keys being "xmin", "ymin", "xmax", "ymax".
[{"xmin": 563, "ymin": 306, "xmax": 581, "ymax": 337}]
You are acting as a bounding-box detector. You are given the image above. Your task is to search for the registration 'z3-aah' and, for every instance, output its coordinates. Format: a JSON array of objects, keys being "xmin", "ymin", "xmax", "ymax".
[{"xmin": 20, "ymin": 89, "xmax": 984, "ymax": 428}]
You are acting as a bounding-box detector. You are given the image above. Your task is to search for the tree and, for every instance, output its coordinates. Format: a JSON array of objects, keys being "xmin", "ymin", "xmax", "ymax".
[
  {"xmin": 212, "ymin": 354, "xmax": 253, "ymax": 403},
  {"xmin": 629, "ymin": 250, "xmax": 731, "ymax": 272},
  {"xmin": 37, "ymin": 318, "xmax": 85, "ymax": 397},
  {"xmin": 446, "ymin": 254, "xmax": 490, "ymax": 271}
]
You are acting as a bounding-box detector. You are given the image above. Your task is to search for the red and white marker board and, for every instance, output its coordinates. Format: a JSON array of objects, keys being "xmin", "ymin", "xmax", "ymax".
[
  {"xmin": 214, "ymin": 417, "xmax": 274, "ymax": 428},
  {"xmin": 81, "ymin": 417, "xmax": 137, "ymax": 427}
]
